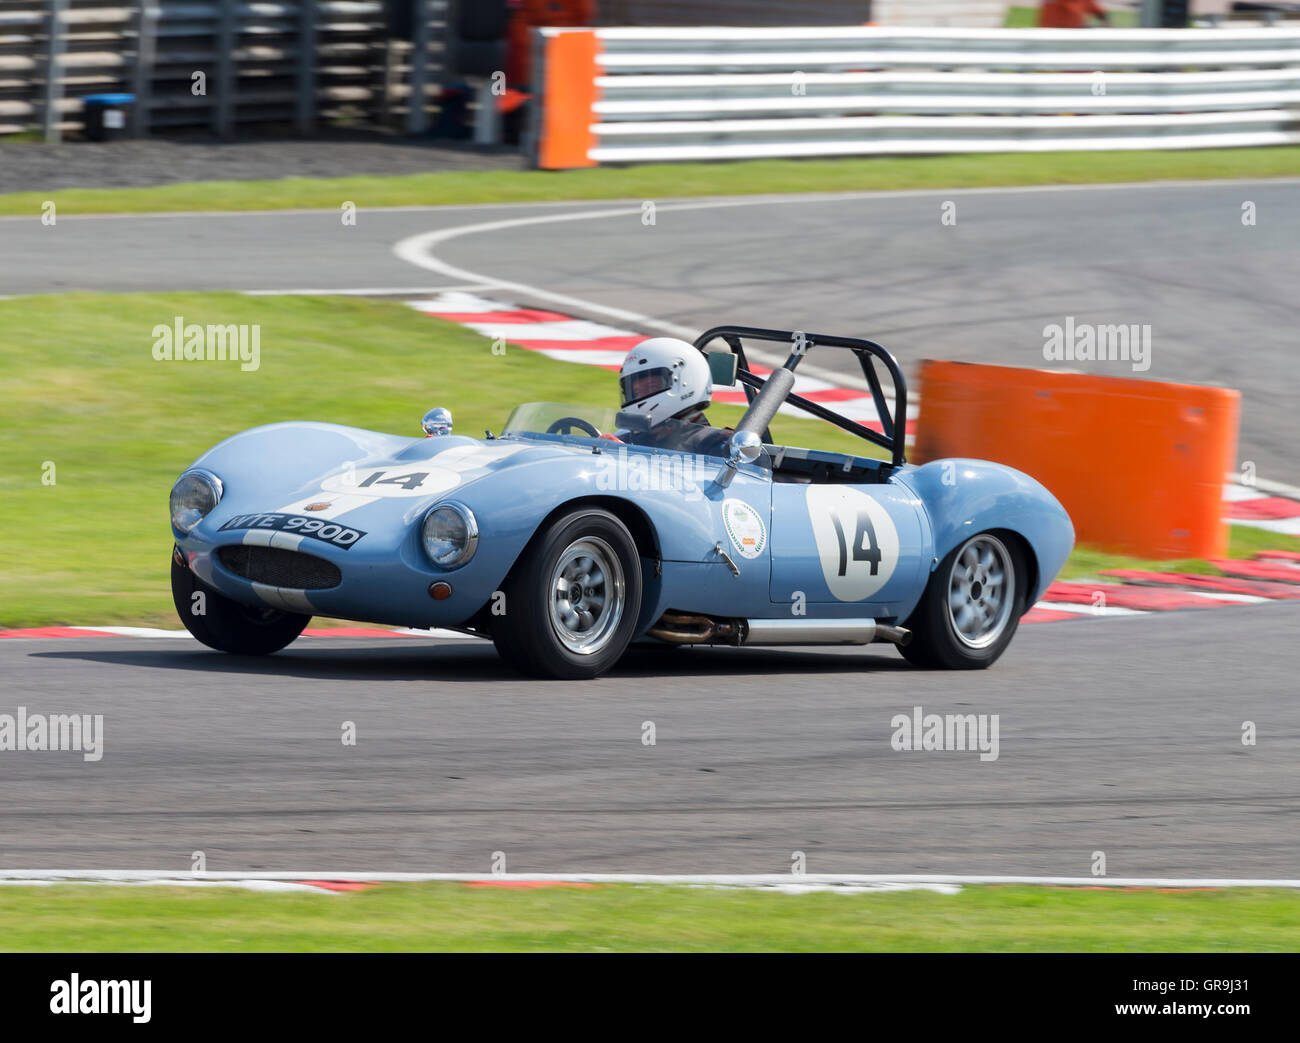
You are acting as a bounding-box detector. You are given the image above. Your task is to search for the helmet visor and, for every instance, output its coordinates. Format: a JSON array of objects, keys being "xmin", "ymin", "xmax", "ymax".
[{"xmin": 620, "ymin": 366, "xmax": 674, "ymax": 406}]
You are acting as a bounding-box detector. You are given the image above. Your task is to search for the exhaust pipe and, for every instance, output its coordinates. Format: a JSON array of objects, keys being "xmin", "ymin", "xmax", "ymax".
[
  {"xmin": 647, "ymin": 611, "xmax": 743, "ymax": 645},
  {"xmin": 743, "ymin": 618, "xmax": 877, "ymax": 645},
  {"xmin": 648, "ymin": 612, "xmax": 911, "ymax": 648}
]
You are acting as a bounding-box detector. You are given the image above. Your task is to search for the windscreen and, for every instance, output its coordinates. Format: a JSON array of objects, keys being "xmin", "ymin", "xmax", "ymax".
[{"xmin": 502, "ymin": 402, "xmax": 621, "ymax": 438}]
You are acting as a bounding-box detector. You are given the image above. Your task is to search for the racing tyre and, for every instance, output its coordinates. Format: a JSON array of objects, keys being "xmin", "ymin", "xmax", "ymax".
[
  {"xmin": 171, "ymin": 552, "xmax": 310, "ymax": 655},
  {"xmin": 493, "ymin": 509, "xmax": 643, "ymax": 680},
  {"xmin": 898, "ymin": 532, "xmax": 1026, "ymax": 670}
]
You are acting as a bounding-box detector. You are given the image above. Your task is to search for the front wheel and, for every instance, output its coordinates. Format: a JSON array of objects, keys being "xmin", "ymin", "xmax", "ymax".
[
  {"xmin": 171, "ymin": 551, "xmax": 310, "ymax": 655},
  {"xmin": 899, "ymin": 532, "xmax": 1026, "ymax": 670},
  {"xmin": 492, "ymin": 509, "xmax": 643, "ymax": 679}
]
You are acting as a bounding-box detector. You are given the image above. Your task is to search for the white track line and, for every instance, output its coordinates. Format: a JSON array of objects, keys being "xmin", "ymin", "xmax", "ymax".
[
  {"xmin": 0, "ymin": 626, "xmax": 478, "ymax": 640},
  {"xmin": 394, "ymin": 199, "xmax": 919, "ymax": 385},
  {"xmin": 0, "ymin": 879, "xmax": 335, "ymax": 893},
  {"xmin": 2, "ymin": 870, "xmax": 1298, "ymax": 888}
]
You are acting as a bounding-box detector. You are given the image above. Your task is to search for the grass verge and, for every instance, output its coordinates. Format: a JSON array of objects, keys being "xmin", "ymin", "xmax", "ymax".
[
  {"xmin": 1, "ymin": 292, "xmax": 1294, "ymax": 627},
  {"xmin": 1057, "ymin": 524, "xmax": 1300, "ymax": 582},
  {"xmin": 0, "ymin": 292, "xmax": 860, "ymax": 627},
  {"xmin": 2, "ymin": 882, "xmax": 1298, "ymax": 952},
  {"xmin": 0, "ymin": 147, "xmax": 1297, "ymax": 217}
]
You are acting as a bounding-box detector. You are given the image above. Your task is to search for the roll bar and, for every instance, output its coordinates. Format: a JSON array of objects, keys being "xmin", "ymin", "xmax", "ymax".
[{"xmin": 693, "ymin": 325, "xmax": 908, "ymax": 469}]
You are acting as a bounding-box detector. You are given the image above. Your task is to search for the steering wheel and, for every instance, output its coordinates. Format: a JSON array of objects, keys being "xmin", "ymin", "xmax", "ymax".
[{"xmin": 545, "ymin": 416, "xmax": 601, "ymax": 437}]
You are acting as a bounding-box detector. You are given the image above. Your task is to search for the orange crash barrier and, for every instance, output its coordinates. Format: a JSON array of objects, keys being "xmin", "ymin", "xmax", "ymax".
[
  {"xmin": 913, "ymin": 360, "xmax": 1241, "ymax": 560},
  {"xmin": 536, "ymin": 29, "xmax": 599, "ymax": 170}
]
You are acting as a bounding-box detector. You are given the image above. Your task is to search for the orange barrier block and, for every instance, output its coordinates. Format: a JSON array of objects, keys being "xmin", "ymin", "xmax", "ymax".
[
  {"xmin": 536, "ymin": 30, "xmax": 599, "ymax": 170},
  {"xmin": 914, "ymin": 360, "xmax": 1240, "ymax": 560}
]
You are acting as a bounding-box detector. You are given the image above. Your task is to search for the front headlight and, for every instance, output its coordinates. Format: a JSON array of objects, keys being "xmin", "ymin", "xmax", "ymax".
[
  {"xmin": 422, "ymin": 503, "xmax": 478, "ymax": 568},
  {"xmin": 170, "ymin": 470, "xmax": 223, "ymax": 534}
]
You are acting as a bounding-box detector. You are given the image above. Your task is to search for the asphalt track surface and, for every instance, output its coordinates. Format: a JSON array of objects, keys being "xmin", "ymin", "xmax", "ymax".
[
  {"xmin": 3, "ymin": 179, "xmax": 1298, "ymax": 876},
  {"xmin": 2, "ymin": 602, "xmax": 1297, "ymax": 875},
  {"xmin": 2, "ymin": 179, "xmax": 1297, "ymax": 479}
]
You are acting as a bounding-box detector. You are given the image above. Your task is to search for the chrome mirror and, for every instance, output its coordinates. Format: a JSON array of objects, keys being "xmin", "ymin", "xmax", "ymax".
[
  {"xmin": 715, "ymin": 429, "xmax": 763, "ymax": 488},
  {"xmin": 422, "ymin": 407, "xmax": 453, "ymax": 437}
]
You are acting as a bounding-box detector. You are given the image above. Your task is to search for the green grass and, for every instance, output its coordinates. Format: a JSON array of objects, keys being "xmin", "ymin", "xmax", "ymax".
[
  {"xmin": 1005, "ymin": 5, "xmax": 1139, "ymax": 27},
  {"xmin": 1057, "ymin": 526, "xmax": 1300, "ymax": 582},
  {"xmin": 0, "ymin": 292, "xmax": 857, "ymax": 627},
  {"xmin": 2, "ymin": 882, "xmax": 1297, "ymax": 951},
  {"xmin": 0, "ymin": 147, "xmax": 1296, "ymax": 216},
  {"xmin": 2, "ymin": 292, "xmax": 1294, "ymax": 628}
]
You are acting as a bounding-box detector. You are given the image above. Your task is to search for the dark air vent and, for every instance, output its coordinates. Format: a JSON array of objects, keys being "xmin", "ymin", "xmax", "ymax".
[{"xmin": 217, "ymin": 546, "xmax": 342, "ymax": 590}]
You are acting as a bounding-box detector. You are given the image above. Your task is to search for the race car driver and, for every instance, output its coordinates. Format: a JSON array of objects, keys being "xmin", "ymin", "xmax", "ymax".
[{"xmin": 615, "ymin": 337, "xmax": 730, "ymax": 455}]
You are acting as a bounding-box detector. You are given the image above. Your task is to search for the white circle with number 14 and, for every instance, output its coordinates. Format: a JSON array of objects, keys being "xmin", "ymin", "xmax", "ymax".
[{"xmin": 805, "ymin": 486, "xmax": 900, "ymax": 601}]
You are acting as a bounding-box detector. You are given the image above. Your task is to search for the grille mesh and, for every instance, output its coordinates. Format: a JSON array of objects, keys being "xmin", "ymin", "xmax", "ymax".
[{"xmin": 217, "ymin": 546, "xmax": 341, "ymax": 590}]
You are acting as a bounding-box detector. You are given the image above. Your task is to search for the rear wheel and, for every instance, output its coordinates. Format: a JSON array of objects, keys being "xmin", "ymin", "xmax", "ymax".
[
  {"xmin": 492, "ymin": 509, "xmax": 642, "ymax": 679},
  {"xmin": 171, "ymin": 551, "xmax": 309, "ymax": 655},
  {"xmin": 899, "ymin": 532, "xmax": 1026, "ymax": 670}
]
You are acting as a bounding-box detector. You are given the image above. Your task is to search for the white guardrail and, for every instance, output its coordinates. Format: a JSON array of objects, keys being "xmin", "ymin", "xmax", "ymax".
[{"xmin": 530, "ymin": 25, "xmax": 1300, "ymax": 167}]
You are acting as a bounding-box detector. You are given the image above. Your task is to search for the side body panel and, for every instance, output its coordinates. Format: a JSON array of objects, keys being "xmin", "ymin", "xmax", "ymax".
[{"xmin": 768, "ymin": 479, "xmax": 930, "ymax": 622}]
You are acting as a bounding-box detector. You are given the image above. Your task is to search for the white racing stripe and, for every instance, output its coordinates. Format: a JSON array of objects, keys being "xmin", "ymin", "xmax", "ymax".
[
  {"xmin": 275, "ymin": 493, "xmax": 380, "ymax": 520},
  {"xmin": 242, "ymin": 529, "xmax": 305, "ymax": 552}
]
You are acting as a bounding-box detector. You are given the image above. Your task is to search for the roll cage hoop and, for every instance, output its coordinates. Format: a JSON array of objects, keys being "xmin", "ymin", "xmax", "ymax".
[{"xmin": 692, "ymin": 325, "xmax": 909, "ymax": 470}]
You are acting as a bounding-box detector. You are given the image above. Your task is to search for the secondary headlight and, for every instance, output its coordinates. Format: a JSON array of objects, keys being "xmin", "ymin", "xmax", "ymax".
[
  {"xmin": 170, "ymin": 470, "xmax": 223, "ymax": 534},
  {"xmin": 422, "ymin": 503, "xmax": 478, "ymax": 568}
]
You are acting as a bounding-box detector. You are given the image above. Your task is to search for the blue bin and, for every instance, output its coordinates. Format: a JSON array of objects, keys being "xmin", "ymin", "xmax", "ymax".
[{"xmin": 83, "ymin": 93, "xmax": 135, "ymax": 141}]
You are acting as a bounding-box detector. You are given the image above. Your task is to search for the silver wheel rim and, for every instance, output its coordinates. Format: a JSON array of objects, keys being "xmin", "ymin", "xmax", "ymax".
[
  {"xmin": 549, "ymin": 537, "xmax": 626, "ymax": 656},
  {"xmin": 946, "ymin": 534, "xmax": 1015, "ymax": 650}
]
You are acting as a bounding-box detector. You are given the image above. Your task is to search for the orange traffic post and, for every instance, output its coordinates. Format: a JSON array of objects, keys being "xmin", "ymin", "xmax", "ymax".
[
  {"xmin": 536, "ymin": 29, "xmax": 599, "ymax": 170},
  {"xmin": 914, "ymin": 360, "xmax": 1240, "ymax": 560}
]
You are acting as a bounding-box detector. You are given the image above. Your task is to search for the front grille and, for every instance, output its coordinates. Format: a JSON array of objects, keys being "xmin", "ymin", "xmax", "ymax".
[{"xmin": 217, "ymin": 546, "xmax": 342, "ymax": 590}]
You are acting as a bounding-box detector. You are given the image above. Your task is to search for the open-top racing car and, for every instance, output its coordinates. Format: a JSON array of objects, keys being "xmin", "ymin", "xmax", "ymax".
[{"xmin": 168, "ymin": 325, "xmax": 1073, "ymax": 678}]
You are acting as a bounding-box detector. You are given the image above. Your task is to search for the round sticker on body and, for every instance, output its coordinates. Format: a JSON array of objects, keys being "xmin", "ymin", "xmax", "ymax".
[
  {"xmin": 721, "ymin": 498, "xmax": 767, "ymax": 560},
  {"xmin": 805, "ymin": 486, "xmax": 900, "ymax": 601}
]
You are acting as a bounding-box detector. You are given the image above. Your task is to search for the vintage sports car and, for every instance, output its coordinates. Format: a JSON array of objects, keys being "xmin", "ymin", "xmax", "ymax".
[{"xmin": 169, "ymin": 325, "xmax": 1073, "ymax": 678}]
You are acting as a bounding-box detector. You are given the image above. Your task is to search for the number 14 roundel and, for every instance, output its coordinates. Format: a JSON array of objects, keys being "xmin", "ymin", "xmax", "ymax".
[{"xmin": 805, "ymin": 486, "xmax": 900, "ymax": 602}]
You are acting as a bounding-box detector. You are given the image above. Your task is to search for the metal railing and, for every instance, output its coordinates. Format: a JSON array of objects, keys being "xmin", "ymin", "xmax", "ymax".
[
  {"xmin": 0, "ymin": 0, "xmax": 448, "ymax": 140},
  {"xmin": 532, "ymin": 25, "xmax": 1300, "ymax": 166}
]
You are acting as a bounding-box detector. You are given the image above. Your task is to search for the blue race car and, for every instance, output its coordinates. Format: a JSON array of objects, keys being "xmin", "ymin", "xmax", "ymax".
[{"xmin": 168, "ymin": 325, "xmax": 1073, "ymax": 678}]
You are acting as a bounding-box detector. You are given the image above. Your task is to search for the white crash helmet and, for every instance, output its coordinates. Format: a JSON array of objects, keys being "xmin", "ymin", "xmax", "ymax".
[{"xmin": 618, "ymin": 337, "xmax": 712, "ymax": 425}]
